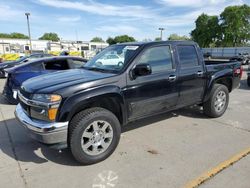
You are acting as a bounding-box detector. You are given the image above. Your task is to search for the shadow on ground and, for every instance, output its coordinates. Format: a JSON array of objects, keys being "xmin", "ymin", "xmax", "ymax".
[
  {"xmin": 0, "ymin": 106, "xmax": 206, "ymax": 166},
  {"xmin": 122, "ymin": 105, "xmax": 206, "ymax": 132},
  {"xmin": 0, "ymin": 118, "xmax": 80, "ymax": 166},
  {"xmin": 0, "ymin": 94, "xmax": 10, "ymax": 105}
]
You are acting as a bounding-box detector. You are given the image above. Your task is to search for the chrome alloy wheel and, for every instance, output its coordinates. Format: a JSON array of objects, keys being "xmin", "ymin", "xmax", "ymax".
[
  {"xmin": 81, "ymin": 120, "xmax": 113, "ymax": 156},
  {"xmin": 214, "ymin": 91, "xmax": 226, "ymax": 112}
]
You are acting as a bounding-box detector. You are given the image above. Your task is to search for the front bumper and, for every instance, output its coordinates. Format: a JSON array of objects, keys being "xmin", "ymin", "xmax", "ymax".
[
  {"xmin": 15, "ymin": 104, "xmax": 68, "ymax": 145},
  {"xmin": 0, "ymin": 70, "xmax": 6, "ymax": 78},
  {"xmin": 2, "ymin": 86, "xmax": 18, "ymax": 105}
]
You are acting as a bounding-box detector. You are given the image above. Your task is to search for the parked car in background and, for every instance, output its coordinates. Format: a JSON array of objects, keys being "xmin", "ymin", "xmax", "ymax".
[
  {"xmin": 0, "ymin": 53, "xmax": 54, "ymax": 78},
  {"xmin": 239, "ymin": 53, "xmax": 250, "ymax": 65},
  {"xmin": 15, "ymin": 41, "xmax": 242, "ymax": 164},
  {"xmin": 96, "ymin": 54, "xmax": 124, "ymax": 66},
  {"xmin": 230, "ymin": 53, "xmax": 250, "ymax": 65},
  {"xmin": 3, "ymin": 56, "xmax": 87, "ymax": 104},
  {"xmin": 203, "ymin": 52, "xmax": 249, "ymax": 65}
]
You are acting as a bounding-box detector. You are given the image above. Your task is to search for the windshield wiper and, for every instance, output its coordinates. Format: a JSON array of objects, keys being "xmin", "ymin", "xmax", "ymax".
[{"xmin": 82, "ymin": 67, "xmax": 116, "ymax": 73}]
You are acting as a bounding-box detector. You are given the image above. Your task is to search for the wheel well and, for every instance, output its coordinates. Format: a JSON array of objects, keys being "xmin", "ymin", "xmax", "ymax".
[
  {"xmin": 215, "ymin": 78, "xmax": 232, "ymax": 92},
  {"xmin": 73, "ymin": 96, "xmax": 123, "ymax": 125}
]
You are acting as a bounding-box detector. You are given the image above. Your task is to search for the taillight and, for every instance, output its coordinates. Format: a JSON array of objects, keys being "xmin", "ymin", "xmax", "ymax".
[
  {"xmin": 234, "ymin": 67, "xmax": 243, "ymax": 78},
  {"xmin": 240, "ymin": 66, "xmax": 243, "ymax": 78}
]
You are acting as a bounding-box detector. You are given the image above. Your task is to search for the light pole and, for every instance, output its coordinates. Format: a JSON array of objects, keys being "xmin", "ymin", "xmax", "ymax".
[
  {"xmin": 25, "ymin": 12, "xmax": 32, "ymax": 53},
  {"xmin": 158, "ymin": 28, "xmax": 165, "ymax": 41}
]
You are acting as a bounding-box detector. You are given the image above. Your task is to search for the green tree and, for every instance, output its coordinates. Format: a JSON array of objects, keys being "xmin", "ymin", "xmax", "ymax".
[
  {"xmin": 106, "ymin": 37, "xmax": 116, "ymax": 45},
  {"xmin": 39, "ymin": 32, "xmax": 60, "ymax": 41},
  {"xmin": 90, "ymin": 37, "xmax": 104, "ymax": 42},
  {"xmin": 0, "ymin": 33, "xmax": 10, "ymax": 38},
  {"xmin": 191, "ymin": 14, "xmax": 220, "ymax": 47},
  {"xmin": 191, "ymin": 4, "xmax": 250, "ymax": 47},
  {"xmin": 114, "ymin": 35, "xmax": 136, "ymax": 43},
  {"xmin": 0, "ymin": 32, "xmax": 29, "ymax": 39},
  {"xmin": 10, "ymin": 32, "xmax": 29, "ymax": 39},
  {"xmin": 106, "ymin": 35, "xmax": 136, "ymax": 45},
  {"xmin": 168, "ymin": 33, "xmax": 190, "ymax": 40},
  {"xmin": 220, "ymin": 4, "xmax": 250, "ymax": 47}
]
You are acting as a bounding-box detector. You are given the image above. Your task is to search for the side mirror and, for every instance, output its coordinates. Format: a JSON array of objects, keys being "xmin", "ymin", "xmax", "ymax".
[{"xmin": 132, "ymin": 63, "xmax": 152, "ymax": 79}]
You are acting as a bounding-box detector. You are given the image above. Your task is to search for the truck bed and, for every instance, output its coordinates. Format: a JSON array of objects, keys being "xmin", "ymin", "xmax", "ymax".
[{"xmin": 204, "ymin": 59, "xmax": 238, "ymax": 65}]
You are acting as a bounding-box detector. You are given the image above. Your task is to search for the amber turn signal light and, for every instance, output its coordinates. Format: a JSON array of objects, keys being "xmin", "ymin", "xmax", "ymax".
[
  {"xmin": 48, "ymin": 108, "xmax": 58, "ymax": 121},
  {"xmin": 50, "ymin": 95, "xmax": 62, "ymax": 102}
]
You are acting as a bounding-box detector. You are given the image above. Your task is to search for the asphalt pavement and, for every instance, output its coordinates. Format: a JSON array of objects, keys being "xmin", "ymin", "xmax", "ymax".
[{"xmin": 0, "ymin": 72, "xmax": 249, "ymax": 188}]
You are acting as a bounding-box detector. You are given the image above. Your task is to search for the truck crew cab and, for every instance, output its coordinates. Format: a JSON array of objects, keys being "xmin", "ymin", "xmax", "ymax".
[{"xmin": 15, "ymin": 41, "xmax": 242, "ymax": 164}]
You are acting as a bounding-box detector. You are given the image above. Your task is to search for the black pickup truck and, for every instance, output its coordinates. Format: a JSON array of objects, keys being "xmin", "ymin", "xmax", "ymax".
[{"xmin": 15, "ymin": 41, "xmax": 242, "ymax": 164}]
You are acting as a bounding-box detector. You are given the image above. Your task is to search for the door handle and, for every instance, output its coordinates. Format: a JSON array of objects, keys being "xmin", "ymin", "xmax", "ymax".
[
  {"xmin": 197, "ymin": 71, "xmax": 204, "ymax": 77},
  {"xmin": 168, "ymin": 75, "xmax": 177, "ymax": 81}
]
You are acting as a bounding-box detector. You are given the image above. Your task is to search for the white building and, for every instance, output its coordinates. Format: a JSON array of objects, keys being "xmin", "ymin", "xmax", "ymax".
[
  {"xmin": 0, "ymin": 38, "xmax": 49, "ymax": 54},
  {"xmin": 0, "ymin": 38, "xmax": 109, "ymax": 59}
]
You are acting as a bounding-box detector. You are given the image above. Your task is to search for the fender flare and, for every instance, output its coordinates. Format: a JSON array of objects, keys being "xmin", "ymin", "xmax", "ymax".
[
  {"xmin": 57, "ymin": 85, "xmax": 126, "ymax": 123},
  {"xmin": 203, "ymin": 69, "xmax": 233, "ymax": 102}
]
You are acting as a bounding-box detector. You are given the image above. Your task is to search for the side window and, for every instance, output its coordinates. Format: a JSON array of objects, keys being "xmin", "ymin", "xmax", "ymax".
[
  {"xmin": 31, "ymin": 62, "xmax": 44, "ymax": 71},
  {"xmin": 44, "ymin": 60, "xmax": 69, "ymax": 70},
  {"xmin": 177, "ymin": 45, "xmax": 199, "ymax": 68},
  {"xmin": 137, "ymin": 46, "xmax": 173, "ymax": 73},
  {"xmin": 30, "ymin": 54, "xmax": 41, "ymax": 59},
  {"xmin": 110, "ymin": 55, "xmax": 119, "ymax": 59},
  {"xmin": 68, "ymin": 59, "xmax": 85, "ymax": 69}
]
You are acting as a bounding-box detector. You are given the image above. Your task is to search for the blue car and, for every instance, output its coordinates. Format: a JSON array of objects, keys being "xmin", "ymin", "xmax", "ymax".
[
  {"xmin": 0, "ymin": 53, "xmax": 54, "ymax": 77},
  {"xmin": 3, "ymin": 56, "xmax": 87, "ymax": 104}
]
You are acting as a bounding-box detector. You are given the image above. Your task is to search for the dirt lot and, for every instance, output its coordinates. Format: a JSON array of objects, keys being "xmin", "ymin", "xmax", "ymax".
[{"xmin": 0, "ymin": 72, "xmax": 249, "ymax": 188}]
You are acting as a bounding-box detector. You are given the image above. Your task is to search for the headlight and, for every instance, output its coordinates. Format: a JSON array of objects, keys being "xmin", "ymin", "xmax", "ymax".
[
  {"xmin": 32, "ymin": 94, "xmax": 62, "ymax": 121},
  {"xmin": 32, "ymin": 94, "xmax": 61, "ymax": 103}
]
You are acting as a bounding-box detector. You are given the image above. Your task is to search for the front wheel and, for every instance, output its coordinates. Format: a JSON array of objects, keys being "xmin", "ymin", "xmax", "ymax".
[
  {"xmin": 69, "ymin": 107, "xmax": 121, "ymax": 165},
  {"xmin": 203, "ymin": 84, "xmax": 229, "ymax": 118}
]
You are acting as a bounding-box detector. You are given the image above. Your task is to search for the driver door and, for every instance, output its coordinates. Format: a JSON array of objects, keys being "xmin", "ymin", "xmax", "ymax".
[{"xmin": 123, "ymin": 45, "xmax": 178, "ymax": 121}]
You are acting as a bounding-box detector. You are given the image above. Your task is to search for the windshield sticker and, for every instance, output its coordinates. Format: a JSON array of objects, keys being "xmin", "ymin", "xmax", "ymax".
[{"xmin": 124, "ymin": 46, "xmax": 139, "ymax": 50}]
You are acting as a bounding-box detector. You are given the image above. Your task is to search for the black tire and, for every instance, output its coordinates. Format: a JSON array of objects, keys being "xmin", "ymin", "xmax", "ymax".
[
  {"xmin": 247, "ymin": 76, "xmax": 250, "ymax": 87},
  {"xmin": 203, "ymin": 84, "xmax": 229, "ymax": 118},
  {"xmin": 69, "ymin": 107, "xmax": 121, "ymax": 165}
]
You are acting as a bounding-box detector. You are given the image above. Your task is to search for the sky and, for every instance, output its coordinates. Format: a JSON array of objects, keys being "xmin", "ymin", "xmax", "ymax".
[{"xmin": 0, "ymin": 0, "xmax": 248, "ymax": 41}]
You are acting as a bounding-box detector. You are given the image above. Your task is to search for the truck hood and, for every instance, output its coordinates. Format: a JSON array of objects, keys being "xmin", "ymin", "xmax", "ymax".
[{"xmin": 21, "ymin": 69, "xmax": 115, "ymax": 93}]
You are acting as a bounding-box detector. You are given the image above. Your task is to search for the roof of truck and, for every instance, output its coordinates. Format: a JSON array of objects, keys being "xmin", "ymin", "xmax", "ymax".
[{"xmin": 114, "ymin": 40, "xmax": 198, "ymax": 47}]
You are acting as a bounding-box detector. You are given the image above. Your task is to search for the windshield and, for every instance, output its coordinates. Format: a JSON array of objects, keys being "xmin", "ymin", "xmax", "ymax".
[
  {"xmin": 16, "ymin": 56, "xmax": 27, "ymax": 63},
  {"xmin": 83, "ymin": 44, "xmax": 140, "ymax": 73}
]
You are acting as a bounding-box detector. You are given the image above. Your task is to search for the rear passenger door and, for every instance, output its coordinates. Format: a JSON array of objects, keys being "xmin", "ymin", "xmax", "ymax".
[{"xmin": 176, "ymin": 45, "xmax": 206, "ymax": 106}]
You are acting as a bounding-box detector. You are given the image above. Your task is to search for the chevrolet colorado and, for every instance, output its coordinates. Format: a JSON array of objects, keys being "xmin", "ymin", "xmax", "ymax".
[{"xmin": 15, "ymin": 41, "xmax": 242, "ymax": 164}]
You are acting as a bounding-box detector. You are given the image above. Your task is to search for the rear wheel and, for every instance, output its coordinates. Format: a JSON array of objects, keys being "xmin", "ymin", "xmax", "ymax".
[
  {"xmin": 203, "ymin": 84, "xmax": 229, "ymax": 118},
  {"xmin": 69, "ymin": 107, "xmax": 121, "ymax": 165}
]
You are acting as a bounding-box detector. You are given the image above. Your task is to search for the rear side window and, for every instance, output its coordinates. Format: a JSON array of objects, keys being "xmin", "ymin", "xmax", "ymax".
[
  {"xmin": 31, "ymin": 62, "xmax": 44, "ymax": 71},
  {"xmin": 137, "ymin": 45, "xmax": 173, "ymax": 73},
  {"xmin": 44, "ymin": 60, "xmax": 69, "ymax": 70},
  {"xmin": 68, "ymin": 59, "xmax": 85, "ymax": 69},
  {"xmin": 177, "ymin": 45, "xmax": 199, "ymax": 68}
]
